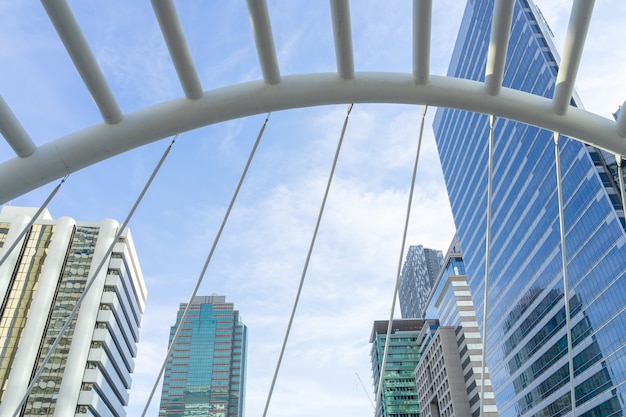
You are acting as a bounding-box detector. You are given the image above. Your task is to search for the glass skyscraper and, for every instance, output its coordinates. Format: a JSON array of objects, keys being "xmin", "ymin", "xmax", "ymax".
[
  {"xmin": 399, "ymin": 245, "xmax": 444, "ymax": 318},
  {"xmin": 0, "ymin": 206, "xmax": 147, "ymax": 416},
  {"xmin": 433, "ymin": 1, "xmax": 626, "ymax": 417},
  {"xmin": 159, "ymin": 295, "xmax": 247, "ymax": 417},
  {"xmin": 370, "ymin": 319, "xmax": 423, "ymax": 417}
]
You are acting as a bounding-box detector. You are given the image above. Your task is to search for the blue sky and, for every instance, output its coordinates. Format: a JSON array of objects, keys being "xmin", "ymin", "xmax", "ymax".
[{"xmin": 1, "ymin": 1, "xmax": 625, "ymax": 416}]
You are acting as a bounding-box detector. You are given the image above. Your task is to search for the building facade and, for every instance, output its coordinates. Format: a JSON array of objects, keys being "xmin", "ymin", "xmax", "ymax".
[
  {"xmin": 0, "ymin": 206, "xmax": 147, "ymax": 416},
  {"xmin": 159, "ymin": 295, "xmax": 247, "ymax": 417},
  {"xmin": 433, "ymin": 1, "xmax": 626, "ymax": 417},
  {"xmin": 399, "ymin": 245, "xmax": 444, "ymax": 318},
  {"xmin": 370, "ymin": 319, "xmax": 423, "ymax": 417},
  {"xmin": 418, "ymin": 236, "xmax": 497, "ymax": 417}
]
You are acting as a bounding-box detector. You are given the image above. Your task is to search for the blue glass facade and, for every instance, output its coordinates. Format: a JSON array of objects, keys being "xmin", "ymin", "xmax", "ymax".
[
  {"xmin": 159, "ymin": 295, "xmax": 247, "ymax": 417},
  {"xmin": 433, "ymin": 1, "xmax": 626, "ymax": 417}
]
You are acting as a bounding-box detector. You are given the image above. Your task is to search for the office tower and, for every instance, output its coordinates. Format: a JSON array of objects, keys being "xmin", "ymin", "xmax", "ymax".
[
  {"xmin": 370, "ymin": 319, "xmax": 423, "ymax": 417},
  {"xmin": 398, "ymin": 245, "xmax": 444, "ymax": 318},
  {"xmin": 0, "ymin": 206, "xmax": 147, "ymax": 416},
  {"xmin": 417, "ymin": 236, "xmax": 497, "ymax": 417},
  {"xmin": 159, "ymin": 295, "xmax": 247, "ymax": 417},
  {"xmin": 433, "ymin": 1, "xmax": 626, "ymax": 417}
]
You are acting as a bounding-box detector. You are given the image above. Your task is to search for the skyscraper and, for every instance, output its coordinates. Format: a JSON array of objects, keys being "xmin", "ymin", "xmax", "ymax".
[
  {"xmin": 398, "ymin": 245, "xmax": 443, "ymax": 318},
  {"xmin": 370, "ymin": 319, "xmax": 423, "ymax": 417},
  {"xmin": 159, "ymin": 295, "xmax": 247, "ymax": 417},
  {"xmin": 433, "ymin": 1, "xmax": 626, "ymax": 417},
  {"xmin": 0, "ymin": 206, "xmax": 147, "ymax": 416},
  {"xmin": 418, "ymin": 236, "xmax": 497, "ymax": 417}
]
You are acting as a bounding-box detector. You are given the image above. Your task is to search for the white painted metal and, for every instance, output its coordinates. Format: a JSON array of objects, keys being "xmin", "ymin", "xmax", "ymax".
[
  {"xmin": 246, "ymin": 0, "xmax": 281, "ymax": 85},
  {"xmin": 413, "ymin": 0, "xmax": 432, "ymax": 85},
  {"xmin": 1, "ymin": 73, "xmax": 625, "ymax": 205},
  {"xmin": 552, "ymin": 0, "xmax": 595, "ymax": 115},
  {"xmin": 553, "ymin": 132, "xmax": 577, "ymax": 417},
  {"xmin": 1, "ymin": 1, "xmax": 623, "ymax": 208},
  {"xmin": 479, "ymin": 115, "xmax": 495, "ymax": 417},
  {"xmin": 484, "ymin": 0, "xmax": 514, "ymax": 96},
  {"xmin": 151, "ymin": 0, "xmax": 203, "ymax": 100},
  {"xmin": 330, "ymin": 0, "xmax": 354, "ymax": 80},
  {"xmin": 0, "ymin": 95, "xmax": 36, "ymax": 157},
  {"xmin": 41, "ymin": 0, "xmax": 122, "ymax": 124}
]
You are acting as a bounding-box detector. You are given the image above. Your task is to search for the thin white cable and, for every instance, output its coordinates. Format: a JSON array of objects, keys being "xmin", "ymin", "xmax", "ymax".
[
  {"xmin": 12, "ymin": 135, "xmax": 178, "ymax": 417},
  {"xmin": 262, "ymin": 104, "xmax": 352, "ymax": 417},
  {"xmin": 617, "ymin": 155, "xmax": 625, "ymax": 217},
  {"xmin": 375, "ymin": 105, "xmax": 427, "ymax": 417},
  {"xmin": 0, "ymin": 175, "xmax": 68, "ymax": 268},
  {"xmin": 142, "ymin": 114, "xmax": 271, "ymax": 417},
  {"xmin": 479, "ymin": 114, "xmax": 494, "ymax": 417},
  {"xmin": 554, "ymin": 132, "xmax": 576, "ymax": 417}
]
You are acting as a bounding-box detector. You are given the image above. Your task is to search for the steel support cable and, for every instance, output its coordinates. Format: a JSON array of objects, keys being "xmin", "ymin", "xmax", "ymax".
[
  {"xmin": 11, "ymin": 135, "xmax": 178, "ymax": 417},
  {"xmin": 479, "ymin": 114, "xmax": 495, "ymax": 417},
  {"xmin": 375, "ymin": 105, "xmax": 428, "ymax": 416},
  {"xmin": 617, "ymin": 156, "xmax": 626, "ymax": 214},
  {"xmin": 0, "ymin": 175, "xmax": 68, "ymax": 268},
  {"xmin": 554, "ymin": 132, "xmax": 577, "ymax": 417},
  {"xmin": 142, "ymin": 114, "xmax": 271, "ymax": 416},
  {"xmin": 261, "ymin": 104, "xmax": 353, "ymax": 417}
]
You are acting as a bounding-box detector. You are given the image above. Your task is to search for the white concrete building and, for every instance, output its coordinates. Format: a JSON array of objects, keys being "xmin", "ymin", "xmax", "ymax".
[{"xmin": 0, "ymin": 206, "xmax": 147, "ymax": 416}]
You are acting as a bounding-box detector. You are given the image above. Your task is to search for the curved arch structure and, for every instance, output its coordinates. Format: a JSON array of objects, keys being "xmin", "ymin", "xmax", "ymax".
[{"xmin": 0, "ymin": 0, "xmax": 625, "ymax": 203}]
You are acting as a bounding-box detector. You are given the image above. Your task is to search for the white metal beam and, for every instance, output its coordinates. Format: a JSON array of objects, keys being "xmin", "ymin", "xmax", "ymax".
[
  {"xmin": 41, "ymin": 0, "xmax": 122, "ymax": 124},
  {"xmin": 246, "ymin": 0, "xmax": 281, "ymax": 85},
  {"xmin": 413, "ymin": 0, "xmax": 432, "ymax": 85},
  {"xmin": 1, "ymin": 73, "xmax": 625, "ymax": 204},
  {"xmin": 0, "ymin": 95, "xmax": 37, "ymax": 157},
  {"xmin": 151, "ymin": 0, "xmax": 203, "ymax": 100},
  {"xmin": 330, "ymin": 0, "xmax": 354, "ymax": 80},
  {"xmin": 552, "ymin": 0, "xmax": 595, "ymax": 115},
  {"xmin": 484, "ymin": 0, "xmax": 514, "ymax": 96}
]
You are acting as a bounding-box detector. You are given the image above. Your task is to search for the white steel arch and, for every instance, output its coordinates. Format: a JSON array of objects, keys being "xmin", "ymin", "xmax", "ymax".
[{"xmin": 0, "ymin": 0, "xmax": 625, "ymax": 204}]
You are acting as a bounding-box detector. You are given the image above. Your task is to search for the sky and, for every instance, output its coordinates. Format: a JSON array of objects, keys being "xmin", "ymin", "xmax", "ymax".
[{"xmin": 0, "ymin": 1, "xmax": 625, "ymax": 416}]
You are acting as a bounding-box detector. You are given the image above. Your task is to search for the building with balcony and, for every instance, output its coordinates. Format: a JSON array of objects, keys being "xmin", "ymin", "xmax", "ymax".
[{"xmin": 0, "ymin": 206, "xmax": 147, "ymax": 416}]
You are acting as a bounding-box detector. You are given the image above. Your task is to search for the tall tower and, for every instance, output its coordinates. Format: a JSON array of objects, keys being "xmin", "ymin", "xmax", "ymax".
[
  {"xmin": 433, "ymin": 1, "xmax": 626, "ymax": 417},
  {"xmin": 398, "ymin": 245, "xmax": 443, "ymax": 318},
  {"xmin": 159, "ymin": 295, "xmax": 247, "ymax": 417},
  {"xmin": 0, "ymin": 206, "xmax": 147, "ymax": 416},
  {"xmin": 370, "ymin": 319, "xmax": 423, "ymax": 417},
  {"xmin": 418, "ymin": 235, "xmax": 497, "ymax": 417}
]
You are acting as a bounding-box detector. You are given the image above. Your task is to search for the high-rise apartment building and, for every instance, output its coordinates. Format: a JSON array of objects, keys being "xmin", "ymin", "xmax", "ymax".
[
  {"xmin": 398, "ymin": 245, "xmax": 443, "ymax": 318},
  {"xmin": 0, "ymin": 206, "xmax": 147, "ymax": 416},
  {"xmin": 433, "ymin": 1, "xmax": 626, "ymax": 417},
  {"xmin": 370, "ymin": 319, "xmax": 423, "ymax": 417},
  {"xmin": 159, "ymin": 295, "xmax": 247, "ymax": 417}
]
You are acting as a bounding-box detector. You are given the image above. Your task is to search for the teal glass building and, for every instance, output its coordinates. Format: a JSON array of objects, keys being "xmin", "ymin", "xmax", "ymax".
[
  {"xmin": 159, "ymin": 295, "xmax": 247, "ymax": 417},
  {"xmin": 433, "ymin": 1, "xmax": 626, "ymax": 417},
  {"xmin": 370, "ymin": 319, "xmax": 423, "ymax": 417}
]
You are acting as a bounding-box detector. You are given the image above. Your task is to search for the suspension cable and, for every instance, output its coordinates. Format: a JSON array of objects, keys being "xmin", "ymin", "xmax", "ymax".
[
  {"xmin": 142, "ymin": 114, "xmax": 271, "ymax": 416},
  {"xmin": 0, "ymin": 175, "xmax": 68, "ymax": 268},
  {"xmin": 479, "ymin": 114, "xmax": 495, "ymax": 417},
  {"xmin": 262, "ymin": 104, "xmax": 352, "ymax": 417},
  {"xmin": 12, "ymin": 135, "xmax": 178, "ymax": 417},
  {"xmin": 375, "ymin": 105, "xmax": 428, "ymax": 416},
  {"xmin": 554, "ymin": 132, "xmax": 576, "ymax": 417},
  {"xmin": 617, "ymin": 155, "xmax": 625, "ymax": 216}
]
